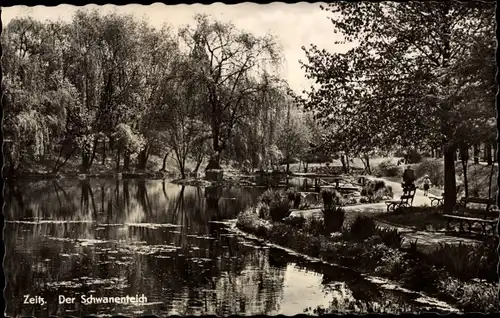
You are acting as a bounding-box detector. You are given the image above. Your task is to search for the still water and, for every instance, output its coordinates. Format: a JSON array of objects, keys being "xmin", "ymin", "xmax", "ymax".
[{"xmin": 4, "ymin": 179, "xmax": 456, "ymax": 316}]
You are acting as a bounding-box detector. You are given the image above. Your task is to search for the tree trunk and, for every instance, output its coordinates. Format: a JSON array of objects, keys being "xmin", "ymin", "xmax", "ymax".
[
  {"xmin": 88, "ymin": 137, "xmax": 99, "ymax": 168},
  {"xmin": 54, "ymin": 147, "xmax": 76, "ymax": 173},
  {"xmin": 193, "ymin": 155, "xmax": 204, "ymax": 175},
  {"xmin": 160, "ymin": 151, "xmax": 170, "ymax": 172},
  {"xmin": 362, "ymin": 155, "xmax": 371, "ymax": 175},
  {"xmin": 137, "ymin": 147, "xmax": 149, "ymax": 170},
  {"xmin": 340, "ymin": 154, "xmax": 348, "ymax": 174},
  {"xmin": 123, "ymin": 151, "xmax": 130, "ymax": 171},
  {"xmin": 116, "ymin": 148, "xmax": 121, "ymax": 172},
  {"xmin": 81, "ymin": 150, "xmax": 90, "ymax": 173},
  {"xmin": 101, "ymin": 140, "xmax": 106, "ymax": 166},
  {"xmin": 443, "ymin": 144, "xmax": 457, "ymax": 214},
  {"xmin": 473, "ymin": 144, "xmax": 480, "ymax": 164},
  {"xmin": 488, "ymin": 157, "xmax": 495, "ymax": 200},
  {"xmin": 486, "ymin": 142, "xmax": 492, "ymax": 165},
  {"xmin": 492, "ymin": 142, "xmax": 497, "ymax": 163},
  {"xmin": 459, "ymin": 144, "xmax": 469, "ymax": 198}
]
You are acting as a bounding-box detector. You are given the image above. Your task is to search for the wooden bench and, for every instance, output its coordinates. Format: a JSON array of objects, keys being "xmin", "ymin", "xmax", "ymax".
[
  {"xmin": 428, "ymin": 194, "xmax": 444, "ymax": 206},
  {"xmin": 385, "ymin": 187, "xmax": 416, "ymax": 212},
  {"xmin": 456, "ymin": 197, "xmax": 498, "ymax": 212},
  {"xmin": 428, "ymin": 186, "xmax": 462, "ymax": 207},
  {"xmin": 443, "ymin": 197, "xmax": 499, "ymax": 236},
  {"xmin": 443, "ymin": 214, "xmax": 497, "ymax": 236}
]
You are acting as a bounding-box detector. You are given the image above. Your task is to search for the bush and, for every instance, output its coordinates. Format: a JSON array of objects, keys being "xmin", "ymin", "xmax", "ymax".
[
  {"xmin": 257, "ymin": 202, "xmax": 270, "ymax": 219},
  {"xmin": 343, "ymin": 215, "xmax": 378, "ymax": 242},
  {"xmin": 323, "ymin": 206, "xmax": 345, "ymax": 234},
  {"xmin": 282, "ymin": 215, "xmax": 306, "ymax": 229},
  {"xmin": 285, "ymin": 188, "xmax": 301, "ymax": 209},
  {"xmin": 259, "ymin": 189, "xmax": 276, "ymax": 205},
  {"xmin": 376, "ymin": 227, "xmax": 405, "ymax": 249},
  {"xmin": 360, "ymin": 180, "xmax": 393, "ymax": 202},
  {"xmin": 427, "ymin": 239, "xmax": 498, "ymax": 281},
  {"xmin": 414, "ymin": 159, "xmax": 443, "ymax": 187},
  {"xmin": 257, "ymin": 189, "xmax": 292, "ymax": 221},
  {"xmin": 377, "ymin": 159, "xmax": 403, "ymax": 177},
  {"xmin": 438, "ymin": 278, "xmax": 499, "ymax": 312},
  {"xmin": 404, "ymin": 148, "xmax": 423, "ymax": 164},
  {"xmin": 304, "ymin": 217, "xmax": 327, "ymax": 236},
  {"xmin": 321, "ymin": 188, "xmax": 343, "ymax": 209}
]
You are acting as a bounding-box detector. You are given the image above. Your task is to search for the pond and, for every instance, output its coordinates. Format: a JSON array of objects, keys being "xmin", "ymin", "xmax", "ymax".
[{"xmin": 4, "ymin": 178, "xmax": 456, "ymax": 316}]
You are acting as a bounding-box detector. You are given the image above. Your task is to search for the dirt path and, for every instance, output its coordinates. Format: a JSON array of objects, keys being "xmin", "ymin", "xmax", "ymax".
[{"xmin": 290, "ymin": 176, "xmax": 482, "ymax": 252}]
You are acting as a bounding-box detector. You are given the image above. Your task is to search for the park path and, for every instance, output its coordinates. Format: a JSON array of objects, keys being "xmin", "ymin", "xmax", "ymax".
[{"xmin": 290, "ymin": 176, "xmax": 483, "ymax": 252}]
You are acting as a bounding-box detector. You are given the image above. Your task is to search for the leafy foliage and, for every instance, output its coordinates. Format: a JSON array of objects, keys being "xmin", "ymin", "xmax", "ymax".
[
  {"xmin": 295, "ymin": 2, "xmax": 495, "ymax": 212},
  {"xmin": 257, "ymin": 189, "xmax": 292, "ymax": 221},
  {"xmin": 376, "ymin": 227, "xmax": 405, "ymax": 249},
  {"xmin": 376, "ymin": 159, "xmax": 402, "ymax": 177},
  {"xmin": 3, "ymin": 11, "xmax": 313, "ymax": 176},
  {"xmin": 342, "ymin": 215, "xmax": 378, "ymax": 242}
]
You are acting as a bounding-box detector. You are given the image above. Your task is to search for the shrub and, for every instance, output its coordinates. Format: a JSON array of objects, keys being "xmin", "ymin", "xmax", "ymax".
[
  {"xmin": 400, "ymin": 260, "xmax": 441, "ymax": 292},
  {"xmin": 414, "ymin": 159, "xmax": 443, "ymax": 187},
  {"xmin": 322, "ymin": 206, "xmax": 345, "ymax": 234},
  {"xmin": 376, "ymin": 227, "xmax": 405, "ymax": 249},
  {"xmin": 285, "ymin": 188, "xmax": 302, "ymax": 209},
  {"xmin": 257, "ymin": 202, "xmax": 270, "ymax": 219},
  {"xmin": 282, "ymin": 215, "xmax": 306, "ymax": 229},
  {"xmin": 304, "ymin": 217, "xmax": 327, "ymax": 237},
  {"xmin": 321, "ymin": 188, "xmax": 342, "ymax": 209},
  {"xmin": 257, "ymin": 189, "xmax": 292, "ymax": 221},
  {"xmin": 360, "ymin": 180, "xmax": 392, "ymax": 202},
  {"xmin": 406, "ymin": 239, "xmax": 419, "ymax": 255},
  {"xmin": 438, "ymin": 278, "xmax": 499, "ymax": 312},
  {"xmin": 343, "ymin": 215, "xmax": 378, "ymax": 242},
  {"xmin": 269, "ymin": 194, "xmax": 292, "ymax": 221},
  {"xmin": 258, "ymin": 189, "xmax": 276, "ymax": 205},
  {"xmin": 427, "ymin": 239, "xmax": 498, "ymax": 281},
  {"xmin": 377, "ymin": 159, "xmax": 403, "ymax": 177},
  {"xmin": 404, "ymin": 148, "xmax": 423, "ymax": 164}
]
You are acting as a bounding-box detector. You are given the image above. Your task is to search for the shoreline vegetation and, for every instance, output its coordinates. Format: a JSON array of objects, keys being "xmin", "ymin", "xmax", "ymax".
[{"xmin": 235, "ymin": 188, "xmax": 498, "ymax": 313}]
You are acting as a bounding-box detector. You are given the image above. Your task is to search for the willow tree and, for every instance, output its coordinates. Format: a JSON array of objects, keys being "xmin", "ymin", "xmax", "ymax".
[
  {"xmin": 179, "ymin": 14, "xmax": 283, "ymax": 167},
  {"xmin": 298, "ymin": 1, "xmax": 496, "ymax": 213}
]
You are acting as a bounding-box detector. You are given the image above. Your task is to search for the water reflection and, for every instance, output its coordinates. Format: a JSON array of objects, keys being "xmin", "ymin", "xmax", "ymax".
[{"xmin": 5, "ymin": 179, "xmax": 454, "ymax": 316}]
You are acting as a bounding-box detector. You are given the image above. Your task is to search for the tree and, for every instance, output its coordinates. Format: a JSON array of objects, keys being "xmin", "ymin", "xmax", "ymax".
[
  {"xmin": 297, "ymin": 2, "xmax": 496, "ymax": 213},
  {"xmin": 179, "ymin": 14, "xmax": 283, "ymax": 167},
  {"xmin": 277, "ymin": 105, "xmax": 311, "ymax": 173}
]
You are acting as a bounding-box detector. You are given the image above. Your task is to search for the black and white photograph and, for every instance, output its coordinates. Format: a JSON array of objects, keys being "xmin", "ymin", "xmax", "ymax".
[{"xmin": 1, "ymin": 1, "xmax": 498, "ymax": 316}]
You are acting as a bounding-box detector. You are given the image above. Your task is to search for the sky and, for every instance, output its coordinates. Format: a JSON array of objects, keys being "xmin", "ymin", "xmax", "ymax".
[{"xmin": 1, "ymin": 3, "xmax": 353, "ymax": 93}]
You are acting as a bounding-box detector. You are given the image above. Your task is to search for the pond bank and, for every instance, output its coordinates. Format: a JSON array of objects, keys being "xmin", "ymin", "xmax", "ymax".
[
  {"xmin": 5, "ymin": 170, "xmax": 174, "ymax": 181},
  {"xmin": 235, "ymin": 209, "xmax": 497, "ymax": 313}
]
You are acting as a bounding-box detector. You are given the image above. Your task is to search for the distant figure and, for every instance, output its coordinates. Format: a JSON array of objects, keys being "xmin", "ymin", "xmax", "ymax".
[
  {"xmin": 422, "ymin": 175, "xmax": 431, "ymax": 197},
  {"xmin": 402, "ymin": 166, "xmax": 415, "ymax": 189}
]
